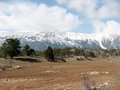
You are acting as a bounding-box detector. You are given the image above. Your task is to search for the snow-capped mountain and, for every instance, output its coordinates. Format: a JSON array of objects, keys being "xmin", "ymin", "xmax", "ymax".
[{"xmin": 0, "ymin": 32, "xmax": 120, "ymax": 51}]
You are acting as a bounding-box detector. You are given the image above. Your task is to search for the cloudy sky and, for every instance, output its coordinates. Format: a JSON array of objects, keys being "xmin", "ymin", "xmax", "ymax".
[{"xmin": 0, "ymin": 0, "xmax": 120, "ymax": 34}]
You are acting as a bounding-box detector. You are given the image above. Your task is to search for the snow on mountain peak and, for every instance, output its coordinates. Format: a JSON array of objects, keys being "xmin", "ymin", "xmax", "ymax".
[{"xmin": 0, "ymin": 31, "xmax": 120, "ymax": 50}]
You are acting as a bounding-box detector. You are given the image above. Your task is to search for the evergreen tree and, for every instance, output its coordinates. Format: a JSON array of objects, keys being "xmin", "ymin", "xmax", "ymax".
[
  {"xmin": 0, "ymin": 45, "xmax": 7, "ymax": 58},
  {"xmin": 29, "ymin": 49, "xmax": 35, "ymax": 56},
  {"xmin": 1, "ymin": 38, "xmax": 21, "ymax": 68},
  {"xmin": 45, "ymin": 46, "xmax": 55, "ymax": 62},
  {"xmin": 22, "ymin": 44, "xmax": 30, "ymax": 56},
  {"xmin": 22, "ymin": 44, "xmax": 35, "ymax": 56},
  {"xmin": 2, "ymin": 38, "xmax": 21, "ymax": 59}
]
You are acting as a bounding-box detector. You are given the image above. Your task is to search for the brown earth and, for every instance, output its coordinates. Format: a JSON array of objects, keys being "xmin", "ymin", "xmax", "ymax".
[{"xmin": 0, "ymin": 58, "xmax": 120, "ymax": 90}]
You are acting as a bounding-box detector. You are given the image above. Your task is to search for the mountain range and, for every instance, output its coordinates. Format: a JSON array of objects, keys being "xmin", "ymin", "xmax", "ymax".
[{"xmin": 0, "ymin": 32, "xmax": 120, "ymax": 51}]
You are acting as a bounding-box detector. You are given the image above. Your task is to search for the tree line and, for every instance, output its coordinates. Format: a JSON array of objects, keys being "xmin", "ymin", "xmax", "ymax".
[
  {"xmin": 0, "ymin": 38, "xmax": 120, "ymax": 61},
  {"xmin": 0, "ymin": 38, "xmax": 55, "ymax": 62},
  {"xmin": 38, "ymin": 47, "xmax": 120, "ymax": 61},
  {"xmin": 0, "ymin": 38, "xmax": 35, "ymax": 59}
]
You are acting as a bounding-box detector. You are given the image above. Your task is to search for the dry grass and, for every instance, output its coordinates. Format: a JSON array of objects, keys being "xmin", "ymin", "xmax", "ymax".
[{"xmin": 0, "ymin": 57, "xmax": 120, "ymax": 90}]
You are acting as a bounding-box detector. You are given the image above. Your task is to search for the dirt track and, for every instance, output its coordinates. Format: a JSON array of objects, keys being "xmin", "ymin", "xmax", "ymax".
[{"xmin": 0, "ymin": 58, "xmax": 120, "ymax": 90}]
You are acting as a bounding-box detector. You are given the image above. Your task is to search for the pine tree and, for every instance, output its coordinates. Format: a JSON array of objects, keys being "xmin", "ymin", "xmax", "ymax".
[
  {"xmin": 22, "ymin": 44, "xmax": 30, "ymax": 56},
  {"xmin": 45, "ymin": 46, "xmax": 55, "ymax": 62},
  {"xmin": 22, "ymin": 44, "xmax": 35, "ymax": 56},
  {"xmin": 1, "ymin": 38, "xmax": 21, "ymax": 68},
  {"xmin": 2, "ymin": 38, "xmax": 21, "ymax": 59},
  {"xmin": 29, "ymin": 49, "xmax": 35, "ymax": 56}
]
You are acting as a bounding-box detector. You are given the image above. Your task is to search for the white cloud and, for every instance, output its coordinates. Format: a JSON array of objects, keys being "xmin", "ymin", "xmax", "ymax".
[
  {"xmin": 97, "ymin": 0, "xmax": 120, "ymax": 19},
  {"xmin": 93, "ymin": 20, "xmax": 120, "ymax": 34},
  {"xmin": 56, "ymin": 0, "xmax": 120, "ymax": 20},
  {"xmin": 103, "ymin": 21, "xmax": 120, "ymax": 34},
  {"xmin": 92, "ymin": 20, "xmax": 106, "ymax": 33},
  {"xmin": 0, "ymin": 2, "xmax": 81, "ymax": 32},
  {"xmin": 0, "ymin": 0, "xmax": 119, "ymax": 34},
  {"xmin": 56, "ymin": 0, "xmax": 120, "ymax": 34}
]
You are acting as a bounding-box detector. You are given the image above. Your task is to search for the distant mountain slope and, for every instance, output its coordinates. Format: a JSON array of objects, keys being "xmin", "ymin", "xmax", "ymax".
[{"xmin": 0, "ymin": 32, "xmax": 120, "ymax": 51}]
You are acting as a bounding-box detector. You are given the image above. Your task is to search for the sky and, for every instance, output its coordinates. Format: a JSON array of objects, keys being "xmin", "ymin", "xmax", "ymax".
[{"xmin": 0, "ymin": 0, "xmax": 120, "ymax": 34}]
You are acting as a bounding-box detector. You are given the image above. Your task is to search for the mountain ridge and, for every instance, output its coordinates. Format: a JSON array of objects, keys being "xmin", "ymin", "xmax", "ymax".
[{"xmin": 0, "ymin": 32, "xmax": 120, "ymax": 51}]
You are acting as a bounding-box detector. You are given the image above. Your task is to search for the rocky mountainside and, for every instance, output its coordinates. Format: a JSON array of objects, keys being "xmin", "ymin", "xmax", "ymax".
[{"xmin": 0, "ymin": 32, "xmax": 120, "ymax": 51}]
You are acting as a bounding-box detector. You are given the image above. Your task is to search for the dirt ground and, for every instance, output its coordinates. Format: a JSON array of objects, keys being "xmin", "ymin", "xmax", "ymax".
[{"xmin": 0, "ymin": 58, "xmax": 120, "ymax": 90}]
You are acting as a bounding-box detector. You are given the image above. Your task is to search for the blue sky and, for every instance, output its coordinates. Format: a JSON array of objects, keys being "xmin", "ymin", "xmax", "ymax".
[{"xmin": 0, "ymin": 0, "xmax": 120, "ymax": 34}]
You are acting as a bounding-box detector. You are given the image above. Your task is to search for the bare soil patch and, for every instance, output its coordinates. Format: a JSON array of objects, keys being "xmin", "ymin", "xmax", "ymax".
[{"xmin": 0, "ymin": 58, "xmax": 120, "ymax": 90}]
